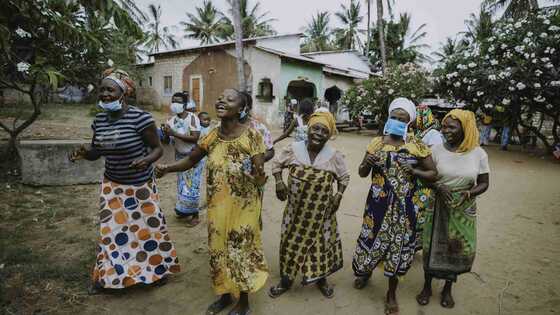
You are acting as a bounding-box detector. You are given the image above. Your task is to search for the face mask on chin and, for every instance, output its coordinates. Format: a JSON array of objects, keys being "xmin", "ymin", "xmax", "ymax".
[
  {"xmin": 170, "ymin": 102, "xmax": 185, "ymax": 114},
  {"xmin": 383, "ymin": 118, "xmax": 408, "ymax": 137},
  {"xmin": 98, "ymin": 98, "xmax": 123, "ymax": 112}
]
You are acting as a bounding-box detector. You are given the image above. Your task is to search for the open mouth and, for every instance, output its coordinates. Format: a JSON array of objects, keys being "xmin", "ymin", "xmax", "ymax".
[{"xmin": 215, "ymin": 102, "xmax": 226, "ymax": 113}]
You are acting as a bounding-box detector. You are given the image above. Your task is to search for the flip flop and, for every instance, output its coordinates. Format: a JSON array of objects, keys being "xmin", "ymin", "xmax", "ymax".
[
  {"xmin": 186, "ymin": 216, "xmax": 200, "ymax": 227},
  {"xmin": 384, "ymin": 301, "xmax": 399, "ymax": 315},
  {"xmin": 353, "ymin": 276, "xmax": 369, "ymax": 289},
  {"xmin": 268, "ymin": 284, "xmax": 290, "ymax": 298},
  {"xmin": 440, "ymin": 293, "xmax": 455, "ymax": 308},
  {"xmin": 206, "ymin": 298, "xmax": 233, "ymax": 315},
  {"xmin": 416, "ymin": 290, "xmax": 431, "ymax": 306}
]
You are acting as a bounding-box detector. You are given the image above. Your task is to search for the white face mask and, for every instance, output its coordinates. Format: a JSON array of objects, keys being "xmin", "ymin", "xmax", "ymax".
[
  {"xmin": 170, "ymin": 102, "xmax": 185, "ymax": 114},
  {"xmin": 97, "ymin": 99, "xmax": 122, "ymax": 112}
]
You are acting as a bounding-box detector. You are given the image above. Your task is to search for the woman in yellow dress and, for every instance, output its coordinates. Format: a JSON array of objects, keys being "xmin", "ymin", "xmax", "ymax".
[{"xmin": 156, "ymin": 89, "xmax": 268, "ymax": 315}]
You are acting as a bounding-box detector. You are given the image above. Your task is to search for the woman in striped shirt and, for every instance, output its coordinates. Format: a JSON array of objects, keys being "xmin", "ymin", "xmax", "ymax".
[{"xmin": 70, "ymin": 69, "xmax": 180, "ymax": 293}]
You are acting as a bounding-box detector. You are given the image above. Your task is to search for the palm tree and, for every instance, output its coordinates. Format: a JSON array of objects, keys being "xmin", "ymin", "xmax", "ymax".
[
  {"xmin": 182, "ymin": 0, "xmax": 227, "ymax": 45},
  {"xmin": 463, "ymin": 8, "xmax": 494, "ymax": 44},
  {"xmin": 144, "ymin": 4, "xmax": 179, "ymax": 53},
  {"xmin": 334, "ymin": 0, "xmax": 364, "ymax": 50},
  {"xmin": 432, "ymin": 37, "xmax": 467, "ymax": 62},
  {"xmin": 375, "ymin": 0, "xmax": 394, "ymax": 73},
  {"xmin": 301, "ymin": 11, "xmax": 332, "ymax": 53},
  {"xmin": 231, "ymin": 0, "xmax": 246, "ymax": 91},
  {"xmin": 483, "ymin": 0, "xmax": 539, "ymax": 18},
  {"xmin": 221, "ymin": 0, "xmax": 276, "ymax": 40}
]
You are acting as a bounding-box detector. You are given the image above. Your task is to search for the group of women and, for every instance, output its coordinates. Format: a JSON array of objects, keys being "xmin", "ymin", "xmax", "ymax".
[{"xmin": 70, "ymin": 68, "xmax": 490, "ymax": 315}]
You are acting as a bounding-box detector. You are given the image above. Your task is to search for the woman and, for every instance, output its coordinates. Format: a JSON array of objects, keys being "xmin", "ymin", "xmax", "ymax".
[
  {"xmin": 269, "ymin": 111, "xmax": 349, "ymax": 299},
  {"xmin": 416, "ymin": 109, "xmax": 490, "ymax": 309},
  {"xmin": 414, "ymin": 105, "xmax": 443, "ymax": 252},
  {"xmin": 274, "ymin": 98, "xmax": 314, "ymax": 144},
  {"xmin": 162, "ymin": 92, "xmax": 203, "ymax": 226},
  {"xmin": 69, "ymin": 68, "xmax": 180, "ymax": 293},
  {"xmin": 352, "ymin": 98, "xmax": 438, "ymax": 315},
  {"xmin": 155, "ymin": 89, "xmax": 268, "ymax": 315}
]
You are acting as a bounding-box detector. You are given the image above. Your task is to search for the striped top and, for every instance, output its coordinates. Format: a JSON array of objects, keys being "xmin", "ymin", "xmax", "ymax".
[{"xmin": 92, "ymin": 106, "xmax": 155, "ymax": 185}]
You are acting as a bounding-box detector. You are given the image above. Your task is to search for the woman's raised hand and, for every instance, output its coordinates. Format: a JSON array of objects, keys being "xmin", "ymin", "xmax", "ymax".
[
  {"xmin": 69, "ymin": 144, "xmax": 88, "ymax": 162},
  {"xmin": 275, "ymin": 181, "xmax": 288, "ymax": 201}
]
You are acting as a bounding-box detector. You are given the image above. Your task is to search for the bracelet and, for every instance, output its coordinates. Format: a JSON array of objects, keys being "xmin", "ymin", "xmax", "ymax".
[{"xmin": 466, "ymin": 190, "xmax": 472, "ymax": 199}]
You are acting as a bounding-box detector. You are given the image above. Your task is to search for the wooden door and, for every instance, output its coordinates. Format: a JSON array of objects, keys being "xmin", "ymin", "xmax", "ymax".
[{"xmin": 191, "ymin": 77, "xmax": 201, "ymax": 110}]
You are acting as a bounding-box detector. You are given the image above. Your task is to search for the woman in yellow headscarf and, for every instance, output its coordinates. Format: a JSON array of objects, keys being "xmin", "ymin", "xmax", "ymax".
[
  {"xmin": 269, "ymin": 111, "xmax": 349, "ymax": 299},
  {"xmin": 416, "ymin": 109, "xmax": 490, "ymax": 309}
]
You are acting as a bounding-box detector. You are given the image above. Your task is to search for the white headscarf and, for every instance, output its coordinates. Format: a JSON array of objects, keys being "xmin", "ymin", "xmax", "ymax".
[{"xmin": 387, "ymin": 97, "xmax": 416, "ymax": 141}]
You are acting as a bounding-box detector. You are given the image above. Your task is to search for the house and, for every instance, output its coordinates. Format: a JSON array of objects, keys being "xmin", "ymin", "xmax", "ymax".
[{"xmin": 136, "ymin": 33, "xmax": 372, "ymax": 127}]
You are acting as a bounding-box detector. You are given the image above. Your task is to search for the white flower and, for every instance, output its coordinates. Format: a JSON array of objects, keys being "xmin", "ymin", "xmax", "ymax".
[
  {"xmin": 477, "ymin": 91, "xmax": 485, "ymax": 96},
  {"xmin": 87, "ymin": 84, "xmax": 94, "ymax": 92},
  {"xmin": 544, "ymin": 19, "xmax": 551, "ymax": 25},
  {"xmin": 514, "ymin": 22, "xmax": 522, "ymax": 28},
  {"xmin": 516, "ymin": 82, "xmax": 527, "ymax": 90},
  {"xmin": 487, "ymin": 36, "xmax": 495, "ymax": 42},
  {"xmin": 453, "ymin": 82, "xmax": 461, "ymax": 87},
  {"xmin": 457, "ymin": 64, "xmax": 467, "ymax": 70},
  {"xmin": 388, "ymin": 89, "xmax": 394, "ymax": 95},
  {"xmin": 515, "ymin": 45, "xmax": 524, "ymax": 53},
  {"xmin": 107, "ymin": 59, "xmax": 114, "ymax": 67},
  {"xmin": 508, "ymin": 86, "xmax": 516, "ymax": 91},
  {"xmin": 16, "ymin": 62, "xmax": 30, "ymax": 73},
  {"xmin": 532, "ymin": 59, "xmax": 538, "ymax": 64},
  {"xmin": 527, "ymin": 31, "xmax": 534, "ymax": 36},
  {"xmin": 463, "ymin": 77, "xmax": 469, "ymax": 83},
  {"xmin": 490, "ymin": 59, "xmax": 499, "ymax": 66},
  {"xmin": 545, "ymin": 62, "xmax": 554, "ymax": 69},
  {"xmin": 541, "ymin": 57, "xmax": 550, "ymax": 62},
  {"xmin": 535, "ymin": 70, "xmax": 543, "ymax": 76},
  {"xmin": 550, "ymin": 81, "xmax": 560, "ymax": 87},
  {"xmin": 99, "ymin": 48, "xmax": 104, "ymax": 53},
  {"xmin": 411, "ymin": 94, "xmax": 416, "ymax": 98},
  {"xmin": 546, "ymin": 104, "xmax": 553, "ymax": 109},
  {"xmin": 468, "ymin": 62, "xmax": 477, "ymax": 68},
  {"xmin": 488, "ymin": 74, "xmax": 497, "ymax": 81},
  {"xmin": 489, "ymin": 46, "xmax": 495, "ymax": 52},
  {"xmin": 540, "ymin": 33, "xmax": 548, "ymax": 38},
  {"xmin": 484, "ymin": 104, "xmax": 493, "ymax": 109},
  {"xmin": 534, "ymin": 95, "xmax": 546, "ymax": 103},
  {"xmin": 534, "ymin": 83, "xmax": 541, "ymax": 88},
  {"xmin": 502, "ymin": 98, "xmax": 511, "ymax": 105},
  {"xmin": 474, "ymin": 98, "xmax": 478, "ymax": 102},
  {"xmin": 15, "ymin": 27, "xmax": 31, "ymax": 38},
  {"xmin": 549, "ymin": 26, "xmax": 560, "ymax": 32},
  {"xmin": 501, "ymin": 43, "xmax": 508, "ymax": 49}
]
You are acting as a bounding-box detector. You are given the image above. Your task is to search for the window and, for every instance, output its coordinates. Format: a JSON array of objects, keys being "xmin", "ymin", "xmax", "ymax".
[
  {"xmin": 139, "ymin": 80, "xmax": 143, "ymax": 87},
  {"xmin": 163, "ymin": 76, "xmax": 172, "ymax": 95},
  {"xmin": 256, "ymin": 78, "xmax": 274, "ymax": 102},
  {"xmin": 149, "ymin": 76, "xmax": 153, "ymax": 86}
]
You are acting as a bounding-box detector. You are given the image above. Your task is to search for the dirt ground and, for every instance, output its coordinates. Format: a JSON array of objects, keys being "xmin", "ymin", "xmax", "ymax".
[{"xmin": 1, "ymin": 105, "xmax": 560, "ymax": 315}]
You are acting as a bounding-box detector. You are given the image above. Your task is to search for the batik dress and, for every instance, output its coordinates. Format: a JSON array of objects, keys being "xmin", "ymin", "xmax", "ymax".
[
  {"xmin": 352, "ymin": 136, "xmax": 431, "ymax": 277},
  {"xmin": 423, "ymin": 144, "xmax": 490, "ymax": 281},
  {"xmin": 198, "ymin": 127, "xmax": 269, "ymax": 296},
  {"xmin": 272, "ymin": 141, "xmax": 349, "ymax": 284}
]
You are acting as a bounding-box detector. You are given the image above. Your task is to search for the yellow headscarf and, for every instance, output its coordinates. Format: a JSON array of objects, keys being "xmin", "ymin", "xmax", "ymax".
[
  {"xmin": 443, "ymin": 109, "xmax": 479, "ymax": 153},
  {"xmin": 308, "ymin": 111, "xmax": 337, "ymax": 137}
]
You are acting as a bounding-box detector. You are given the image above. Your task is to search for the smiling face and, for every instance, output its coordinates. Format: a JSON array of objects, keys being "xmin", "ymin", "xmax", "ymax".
[
  {"xmin": 442, "ymin": 117, "xmax": 464, "ymax": 146},
  {"xmin": 307, "ymin": 123, "xmax": 330, "ymax": 149},
  {"xmin": 99, "ymin": 78, "xmax": 123, "ymax": 103},
  {"xmin": 389, "ymin": 108, "xmax": 411, "ymax": 123},
  {"xmin": 215, "ymin": 89, "xmax": 244, "ymax": 119}
]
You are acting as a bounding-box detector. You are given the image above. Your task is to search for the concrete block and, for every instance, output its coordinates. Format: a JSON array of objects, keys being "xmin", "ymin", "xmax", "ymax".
[{"xmin": 19, "ymin": 140, "xmax": 104, "ymax": 186}]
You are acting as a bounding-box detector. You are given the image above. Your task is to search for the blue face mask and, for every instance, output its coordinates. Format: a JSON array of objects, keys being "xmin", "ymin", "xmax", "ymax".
[
  {"xmin": 98, "ymin": 99, "xmax": 122, "ymax": 112},
  {"xmin": 170, "ymin": 102, "xmax": 185, "ymax": 114},
  {"xmin": 383, "ymin": 118, "xmax": 408, "ymax": 137}
]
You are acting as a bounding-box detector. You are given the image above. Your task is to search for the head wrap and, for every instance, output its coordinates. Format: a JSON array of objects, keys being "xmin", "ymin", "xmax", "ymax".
[
  {"xmin": 388, "ymin": 97, "xmax": 416, "ymax": 122},
  {"xmin": 443, "ymin": 109, "xmax": 480, "ymax": 153},
  {"xmin": 102, "ymin": 68, "xmax": 135, "ymax": 96},
  {"xmin": 416, "ymin": 105, "xmax": 440, "ymax": 134},
  {"xmin": 308, "ymin": 111, "xmax": 337, "ymax": 137}
]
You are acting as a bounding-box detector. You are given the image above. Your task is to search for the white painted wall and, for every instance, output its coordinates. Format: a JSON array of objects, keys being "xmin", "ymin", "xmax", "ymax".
[
  {"xmin": 256, "ymin": 35, "xmax": 301, "ymax": 55},
  {"xmin": 323, "ymin": 74, "xmax": 354, "ymax": 95}
]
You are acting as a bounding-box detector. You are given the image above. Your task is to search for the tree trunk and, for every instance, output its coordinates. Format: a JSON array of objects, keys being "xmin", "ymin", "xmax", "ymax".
[
  {"xmin": 519, "ymin": 117, "xmax": 552, "ymax": 153},
  {"xmin": 231, "ymin": 0, "xmax": 246, "ymax": 92},
  {"xmin": 366, "ymin": 0, "xmax": 371, "ymax": 57},
  {"xmin": 376, "ymin": 0, "xmax": 387, "ymax": 74}
]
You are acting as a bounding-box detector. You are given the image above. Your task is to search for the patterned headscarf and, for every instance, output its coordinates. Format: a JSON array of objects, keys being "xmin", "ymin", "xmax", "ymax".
[
  {"xmin": 102, "ymin": 68, "xmax": 135, "ymax": 96},
  {"xmin": 444, "ymin": 109, "xmax": 480, "ymax": 153},
  {"xmin": 308, "ymin": 111, "xmax": 337, "ymax": 137},
  {"xmin": 416, "ymin": 105, "xmax": 440, "ymax": 134}
]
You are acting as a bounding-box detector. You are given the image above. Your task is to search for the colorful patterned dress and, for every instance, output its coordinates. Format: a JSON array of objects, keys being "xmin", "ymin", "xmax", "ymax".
[
  {"xmin": 272, "ymin": 142, "xmax": 349, "ymax": 284},
  {"xmin": 423, "ymin": 144, "xmax": 490, "ymax": 281},
  {"xmin": 198, "ymin": 127, "xmax": 269, "ymax": 297},
  {"xmin": 352, "ymin": 136, "xmax": 431, "ymax": 277}
]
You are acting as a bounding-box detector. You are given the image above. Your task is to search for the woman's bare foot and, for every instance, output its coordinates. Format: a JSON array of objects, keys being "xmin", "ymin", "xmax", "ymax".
[
  {"xmin": 353, "ymin": 276, "xmax": 369, "ymax": 289},
  {"xmin": 207, "ymin": 294, "xmax": 233, "ymax": 315},
  {"xmin": 416, "ymin": 287, "xmax": 432, "ymax": 306},
  {"xmin": 228, "ymin": 293, "xmax": 250, "ymax": 315},
  {"xmin": 440, "ymin": 289, "xmax": 455, "ymax": 308},
  {"xmin": 384, "ymin": 293, "xmax": 399, "ymax": 315}
]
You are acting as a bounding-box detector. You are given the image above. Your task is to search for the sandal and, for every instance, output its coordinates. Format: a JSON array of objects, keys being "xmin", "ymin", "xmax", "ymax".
[
  {"xmin": 317, "ymin": 281, "xmax": 334, "ymax": 299},
  {"xmin": 440, "ymin": 293, "xmax": 455, "ymax": 308},
  {"xmin": 384, "ymin": 301, "xmax": 399, "ymax": 315},
  {"xmin": 416, "ymin": 289, "xmax": 432, "ymax": 306},
  {"xmin": 353, "ymin": 276, "xmax": 369, "ymax": 290},
  {"xmin": 207, "ymin": 296, "xmax": 233, "ymax": 315},
  {"xmin": 268, "ymin": 284, "xmax": 290, "ymax": 298},
  {"xmin": 186, "ymin": 216, "xmax": 201, "ymax": 227}
]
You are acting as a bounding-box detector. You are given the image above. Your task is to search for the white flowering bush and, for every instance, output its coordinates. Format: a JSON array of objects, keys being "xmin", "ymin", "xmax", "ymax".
[
  {"xmin": 434, "ymin": 11, "xmax": 560, "ymax": 148},
  {"xmin": 341, "ymin": 63, "xmax": 430, "ymax": 120}
]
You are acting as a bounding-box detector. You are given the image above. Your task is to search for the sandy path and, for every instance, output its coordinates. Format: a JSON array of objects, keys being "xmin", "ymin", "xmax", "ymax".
[{"xmin": 81, "ymin": 132, "xmax": 560, "ymax": 315}]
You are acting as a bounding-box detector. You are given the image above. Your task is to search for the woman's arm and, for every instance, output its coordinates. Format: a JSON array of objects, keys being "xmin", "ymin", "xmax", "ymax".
[
  {"xmin": 273, "ymin": 120, "xmax": 296, "ymax": 144},
  {"xmin": 69, "ymin": 143, "xmax": 101, "ymax": 162},
  {"xmin": 467, "ymin": 173, "xmax": 489, "ymax": 198},
  {"xmin": 130, "ymin": 123, "xmax": 163, "ymax": 169},
  {"xmin": 251, "ymin": 153, "xmax": 266, "ymax": 186},
  {"xmin": 358, "ymin": 153, "xmax": 378, "ymax": 178},
  {"xmin": 169, "ymin": 129, "xmax": 200, "ymax": 144},
  {"xmin": 273, "ymin": 171, "xmax": 288, "ymax": 201},
  {"xmin": 406, "ymin": 155, "xmax": 438, "ymax": 182},
  {"xmin": 264, "ymin": 148, "xmax": 275, "ymax": 162},
  {"xmin": 155, "ymin": 145, "xmax": 207, "ymax": 177}
]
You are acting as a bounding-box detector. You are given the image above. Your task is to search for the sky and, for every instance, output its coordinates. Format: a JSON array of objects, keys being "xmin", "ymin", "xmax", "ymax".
[{"xmin": 135, "ymin": 0, "xmax": 556, "ymax": 55}]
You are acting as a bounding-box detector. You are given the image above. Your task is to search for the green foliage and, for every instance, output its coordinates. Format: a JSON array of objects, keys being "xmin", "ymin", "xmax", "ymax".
[
  {"xmin": 341, "ymin": 63, "xmax": 430, "ymax": 118},
  {"xmin": 301, "ymin": 11, "xmax": 334, "ymax": 53},
  {"xmin": 144, "ymin": 4, "xmax": 179, "ymax": 53},
  {"xmin": 220, "ymin": 0, "xmax": 277, "ymax": 40},
  {"xmin": 333, "ymin": 0, "xmax": 364, "ymax": 50},
  {"xmin": 182, "ymin": 0, "xmax": 229, "ymax": 44}
]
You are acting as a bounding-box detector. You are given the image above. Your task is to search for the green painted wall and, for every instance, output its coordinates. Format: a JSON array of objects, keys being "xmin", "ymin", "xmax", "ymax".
[{"xmin": 279, "ymin": 60, "xmax": 323, "ymax": 111}]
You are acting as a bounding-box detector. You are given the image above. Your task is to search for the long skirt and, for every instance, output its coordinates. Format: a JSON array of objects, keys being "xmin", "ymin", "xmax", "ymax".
[
  {"xmin": 423, "ymin": 191, "xmax": 477, "ymax": 282},
  {"xmin": 93, "ymin": 178, "xmax": 180, "ymax": 288},
  {"xmin": 175, "ymin": 151, "xmax": 205, "ymax": 216},
  {"xmin": 279, "ymin": 165, "xmax": 343, "ymax": 284}
]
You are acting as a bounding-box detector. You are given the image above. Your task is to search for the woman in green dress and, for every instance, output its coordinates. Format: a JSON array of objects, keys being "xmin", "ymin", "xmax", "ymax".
[{"xmin": 416, "ymin": 109, "xmax": 490, "ymax": 309}]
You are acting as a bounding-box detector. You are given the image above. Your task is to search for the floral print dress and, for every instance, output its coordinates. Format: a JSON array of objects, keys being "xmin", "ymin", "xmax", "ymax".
[
  {"xmin": 352, "ymin": 136, "xmax": 431, "ymax": 277},
  {"xmin": 198, "ymin": 127, "xmax": 269, "ymax": 297}
]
